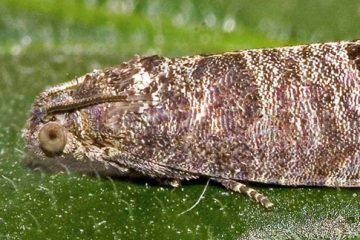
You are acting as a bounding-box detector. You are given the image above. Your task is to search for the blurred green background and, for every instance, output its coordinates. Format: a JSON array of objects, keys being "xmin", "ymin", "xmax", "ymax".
[{"xmin": 1, "ymin": 0, "xmax": 360, "ymax": 239}]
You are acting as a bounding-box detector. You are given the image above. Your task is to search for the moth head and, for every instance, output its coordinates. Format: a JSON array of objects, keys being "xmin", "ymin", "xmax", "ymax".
[
  {"xmin": 22, "ymin": 108, "xmax": 81, "ymax": 171},
  {"xmin": 22, "ymin": 64, "xmax": 147, "ymax": 176},
  {"xmin": 22, "ymin": 104, "xmax": 126, "ymax": 176}
]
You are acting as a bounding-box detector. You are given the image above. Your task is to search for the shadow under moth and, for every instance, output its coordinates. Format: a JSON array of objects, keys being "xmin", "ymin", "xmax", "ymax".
[{"xmin": 22, "ymin": 40, "xmax": 360, "ymax": 208}]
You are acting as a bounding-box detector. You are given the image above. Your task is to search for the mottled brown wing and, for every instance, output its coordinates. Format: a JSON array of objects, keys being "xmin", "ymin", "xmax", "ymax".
[{"xmin": 121, "ymin": 42, "xmax": 360, "ymax": 187}]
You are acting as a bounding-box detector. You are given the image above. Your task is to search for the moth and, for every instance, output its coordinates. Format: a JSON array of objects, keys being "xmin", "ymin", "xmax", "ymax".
[{"xmin": 22, "ymin": 40, "xmax": 360, "ymax": 208}]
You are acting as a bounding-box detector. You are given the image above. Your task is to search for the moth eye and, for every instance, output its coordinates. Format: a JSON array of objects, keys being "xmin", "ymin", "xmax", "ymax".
[{"xmin": 38, "ymin": 122, "xmax": 67, "ymax": 154}]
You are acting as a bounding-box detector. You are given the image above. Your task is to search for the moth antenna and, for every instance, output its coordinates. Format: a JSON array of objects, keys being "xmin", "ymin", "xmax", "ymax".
[
  {"xmin": 45, "ymin": 94, "xmax": 128, "ymax": 115},
  {"xmin": 45, "ymin": 76, "xmax": 85, "ymax": 93}
]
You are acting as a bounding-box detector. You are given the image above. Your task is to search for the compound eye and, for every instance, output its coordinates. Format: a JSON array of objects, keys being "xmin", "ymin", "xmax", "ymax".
[{"xmin": 38, "ymin": 122, "xmax": 67, "ymax": 154}]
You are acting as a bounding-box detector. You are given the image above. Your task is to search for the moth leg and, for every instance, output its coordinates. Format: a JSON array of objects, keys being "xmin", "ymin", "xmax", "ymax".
[
  {"xmin": 214, "ymin": 178, "xmax": 274, "ymax": 208},
  {"xmin": 156, "ymin": 178, "xmax": 181, "ymax": 188}
]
